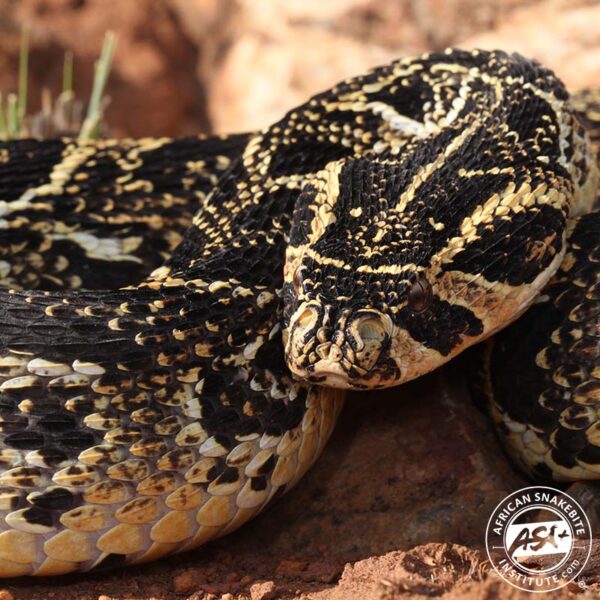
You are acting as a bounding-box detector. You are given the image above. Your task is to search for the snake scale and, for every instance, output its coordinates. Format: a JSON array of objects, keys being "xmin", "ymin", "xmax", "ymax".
[{"xmin": 0, "ymin": 49, "xmax": 597, "ymax": 576}]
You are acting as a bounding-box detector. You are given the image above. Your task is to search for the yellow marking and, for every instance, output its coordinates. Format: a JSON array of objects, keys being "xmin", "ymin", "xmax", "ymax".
[
  {"xmin": 199, "ymin": 436, "xmax": 229, "ymax": 458},
  {"xmin": 48, "ymin": 232, "xmax": 143, "ymax": 263},
  {"xmin": 122, "ymin": 180, "xmax": 153, "ymax": 193},
  {"xmin": 257, "ymin": 291, "xmax": 274, "ymax": 309},
  {"xmin": 59, "ymin": 506, "xmax": 108, "ymax": 532},
  {"xmin": 12, "ymin": 143, "xmax": 97, "ymax": 205},
  {"xmin": 0, "ymin": 375, "xmax": 40, "ymax": 391},
  {"xmin": 151, "ymin": 510, "xmax": 193, "ymax": 544},
  {"xmin": 457, "ymin": 181, "xmax": 568, "ymax": 244},
  {"xmin": 149, "ymin": 266, "xmax": 171, "ymax": 280},
  {"xmin": 208, "ymin": 281, "xmax": 231, "ymax": 293},
  {"xmin": 458, "ymin": 166, "xmax": 515, "ymax": 177},
  {"xmin": 0, "ymin": 530, "xmax": 37, "ymax": 563},
  {"xmin": 430, "ymin": 63, "xmax": 470, "ymax": 74},
  {"xmin": 428, "ymin": 218, "xmax": 445, "ymax": 231},
  {"xmin": 367, "ymin": 101, "xmax": 429, "ymax": 138},
  {"xmin": 196, "ymin": 495, "xmax": 234, "ymax": 527},
  {"xmin": 396, "ymin": 121, "xmax": 480, "ymax": 214},
  {"xmin": 372, "ymin": 228, "xmax": 386, "ymax": 244},
  {"xmin": 356, "ymin": 261, "xmax": 417, "ymax": 275},
  {"xmin": 194, "ymin": 343, "xmax": 213, "ymax": 358},
  {"xmin": 306, "ymin": 162, "xmax": 342, "ymax": 248}
]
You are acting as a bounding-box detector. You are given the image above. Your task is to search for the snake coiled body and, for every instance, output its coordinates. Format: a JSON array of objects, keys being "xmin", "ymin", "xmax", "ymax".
[{"xmin": 0, "ymin": 49, "xmax": 597, "ymax": 576}]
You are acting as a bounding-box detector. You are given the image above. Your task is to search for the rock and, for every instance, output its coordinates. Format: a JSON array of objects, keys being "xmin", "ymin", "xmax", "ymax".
[
  {"xmin": 249, "ymin": 580, "xmax": 277, "ymax": 600},
  {"xmin": 173, "ymin": 569, "xmax": 198, "ymax": 594},
  {"xmin": 461, "ymin": 0, "xmax": 600, "ymax": 91},
  {"xmin": 0, "ymin": 591, "xmax": 14, "ymax": 600},
  {"xmin": 308, "ymin": 544, "xmax": 576, "ymax": 600},
  {"xmin": 168, "ymin": 0, "xmax": 600, "ymax": 132},
  {"xmin": 323, "ymin": 543, "xmax": 484, "ymax": 599},
  {"xmin": 301, "ymin": 561, "xmax": 341, "ymax": 584},
  {"xmin": 276, "ymin": 560, "xmax": 307, "ymax": 578}
]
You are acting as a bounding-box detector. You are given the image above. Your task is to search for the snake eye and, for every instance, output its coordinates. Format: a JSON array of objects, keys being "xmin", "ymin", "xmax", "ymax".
[{"xmin": 407, "ymin": 274, "xmax": 432, "ymax": 313}]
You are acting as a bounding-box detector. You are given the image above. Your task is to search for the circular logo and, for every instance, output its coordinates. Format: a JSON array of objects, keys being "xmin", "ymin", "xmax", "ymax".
[{"xmin": 485, "ymin": 486, "xmax": 592, "ymax": 592}]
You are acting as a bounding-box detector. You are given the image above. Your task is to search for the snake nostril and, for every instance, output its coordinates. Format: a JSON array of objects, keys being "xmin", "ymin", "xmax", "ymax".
[
  {"xmin": 297, "ymin": 308, "xmax": 316, "ymax": 329},
  {"xmin": 356, "ymin": 317, "xmax": 386, "ymax": 344}
]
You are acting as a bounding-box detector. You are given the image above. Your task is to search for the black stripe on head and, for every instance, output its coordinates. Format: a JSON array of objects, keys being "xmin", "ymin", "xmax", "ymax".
[
  {"xmin": 309, "ymin": 127, "xmax": 468, "ymax": 262},
  {"xmin": 267, "ymin": 137, "xmax": 354, "ymax": 179},
  {"xmin": 396, "ymin": 297, "xmax": 483, "ymax": 356},
  {"xmin": 443, "ymin": 204, "xmax": 566, "ymax": 286},
  {"xmin": 504, "ymin": 85, "xmax": 561, "ymax": 158},
  {"xmin": 289, "ymin": 185, "xmax": 318, "ymax": 247}
]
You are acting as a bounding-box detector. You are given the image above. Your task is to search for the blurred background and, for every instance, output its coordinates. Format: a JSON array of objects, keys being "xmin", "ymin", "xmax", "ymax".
[{"xmin": 0, "ymin": 0, "xmax": 598, "ymax": 138}]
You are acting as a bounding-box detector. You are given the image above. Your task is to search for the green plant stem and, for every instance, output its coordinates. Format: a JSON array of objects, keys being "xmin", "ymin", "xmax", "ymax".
[
  {"xmin": 18, "ymin": 27, "xmax": 29, "ymax": 127},
  {"xmin": 63, "ymin": 50, "xmax": 73, "ymax": 96},
  {"xmin": 79, "ymin": 31, "xmax": 115, "ymax": 140},
  {"xmin": 0, "ymin": 93, "xmax": 6, "ymax": 141},
  {"xmin": 7, "ymin": 93, "xmax": 18, "ymax": 138}
]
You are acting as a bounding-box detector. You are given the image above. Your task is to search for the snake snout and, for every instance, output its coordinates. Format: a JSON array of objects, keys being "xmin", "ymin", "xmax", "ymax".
[{"xmin": 285, "ymin": 305, "xmax": 395, "ymax": 388}]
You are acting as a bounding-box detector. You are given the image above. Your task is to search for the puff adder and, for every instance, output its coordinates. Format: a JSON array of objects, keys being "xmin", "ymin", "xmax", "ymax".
[{"xmin": 0, "ymin": 49, "xmax": 597, "ymax": 576}]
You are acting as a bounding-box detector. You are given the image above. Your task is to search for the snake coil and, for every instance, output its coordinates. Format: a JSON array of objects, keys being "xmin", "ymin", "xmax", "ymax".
[{"xmin": 0, "ymin": 49, "xmax": 596, "ymax": 576}]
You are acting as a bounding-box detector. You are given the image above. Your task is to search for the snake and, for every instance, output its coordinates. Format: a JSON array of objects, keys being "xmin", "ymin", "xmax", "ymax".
[{"xmin": 0, "ymin": 49, "xmax": 597, "ymax": 576}]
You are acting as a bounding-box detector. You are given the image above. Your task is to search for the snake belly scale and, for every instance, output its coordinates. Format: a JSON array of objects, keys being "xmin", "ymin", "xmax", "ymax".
[{"xmin": 0, "ymin": 49, "xmax": 596, "ymax": 575}]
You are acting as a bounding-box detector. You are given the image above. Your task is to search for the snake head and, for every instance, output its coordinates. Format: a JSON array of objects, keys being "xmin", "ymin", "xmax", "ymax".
[
  {"xmin": 282, "ymin": 158, "xmax": 411, "ymax": 389},
  {"xmin": 282, "ymin": 148, "xmax": 569, "ymax": 389}
]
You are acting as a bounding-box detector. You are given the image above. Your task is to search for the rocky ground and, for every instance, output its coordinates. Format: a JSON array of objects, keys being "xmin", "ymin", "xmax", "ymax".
[{"xmin": 0, "ymin": 0, "xmax": 598, "ymax": 598}]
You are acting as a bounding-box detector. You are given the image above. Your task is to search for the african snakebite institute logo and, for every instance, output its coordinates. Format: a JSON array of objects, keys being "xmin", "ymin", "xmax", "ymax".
[{"xmin": 485, "ymin": 486, "xmax": 592, "ymax": 592}]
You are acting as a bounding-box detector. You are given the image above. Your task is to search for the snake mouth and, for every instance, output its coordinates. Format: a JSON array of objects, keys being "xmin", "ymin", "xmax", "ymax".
[
  {"xmin": 289, "ymin": 358, "xmax": 390, "ymax": 390},
  {"xmin": 307, "ymin": 372, "xmax": 355, "ymax": 389},
  {"xmin": 295, "ymin": 360, "xmax": 355, "ymax": 389}
]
